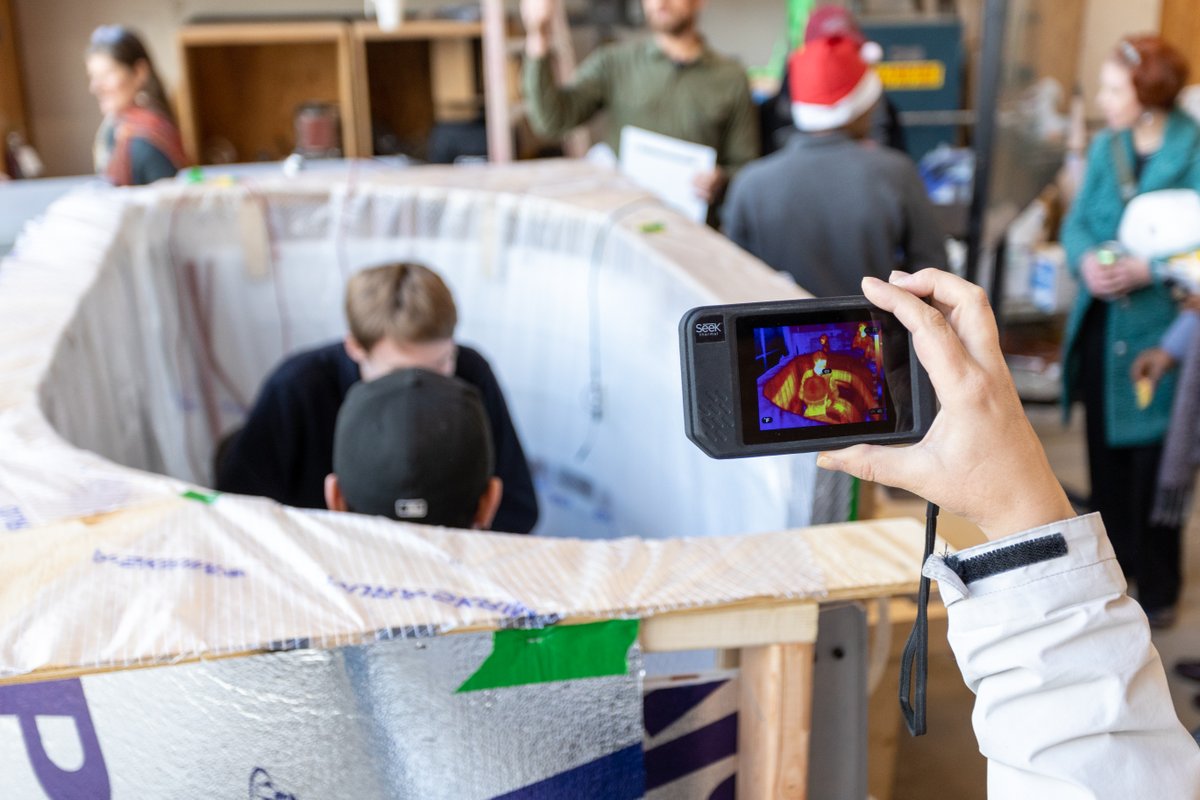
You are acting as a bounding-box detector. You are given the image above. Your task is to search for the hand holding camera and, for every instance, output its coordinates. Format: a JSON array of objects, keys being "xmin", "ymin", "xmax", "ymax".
[
  {"xmin": 816, "ymin": 270, "xmax": 1075, "ymax": 540},
  {"xmin": 680, "ymin": 269, "xmax": 1074, "ymax": 540}
]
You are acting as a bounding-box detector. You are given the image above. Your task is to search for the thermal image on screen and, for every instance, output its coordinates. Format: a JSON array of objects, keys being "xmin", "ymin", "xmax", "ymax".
[{"xmin": 752, "ymin": 321, "xmax": 888, "ymax": 431}]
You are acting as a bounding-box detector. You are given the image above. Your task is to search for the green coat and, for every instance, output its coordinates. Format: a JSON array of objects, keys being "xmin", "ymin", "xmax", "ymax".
[{"xmin": 1060, "ymin": 109, "xmax": 1200, "ymax": 447}]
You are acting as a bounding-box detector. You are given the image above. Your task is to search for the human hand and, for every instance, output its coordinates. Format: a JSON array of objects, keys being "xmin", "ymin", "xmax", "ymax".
[
  {"xmin": 520, "ymin": 0, "xmax": 554, "ymax": 56},
  {"xmin": 1182, "ymin": 294, "xmax": 1200, "ymax": 313},
  {"xmin": 1080, "ymin": 252, "xmax": 1119, "ymax": 298},
  {"xmin": 692, "ymin": 168, "xmax": 728, "ymax": 205},
  {"xmin": 1080, "ymin": 252, "xmax": 1151, "ymax": 299},
  {"xmin": 816, "ymin": 269, "xmax": 1075, "ymax": 541},
  {"xmin": 1107, "ymin": 255, "xmax": 1153, "ymax": 295},
  {"xmin": 1130, "ymin": 347, "xmax": 1177, "ymax": 385}
]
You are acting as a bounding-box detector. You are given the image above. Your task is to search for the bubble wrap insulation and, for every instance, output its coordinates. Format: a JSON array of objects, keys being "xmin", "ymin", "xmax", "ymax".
[{"xmin": 0, "ymin": 632, "xmax": 645, "ymax": 799}]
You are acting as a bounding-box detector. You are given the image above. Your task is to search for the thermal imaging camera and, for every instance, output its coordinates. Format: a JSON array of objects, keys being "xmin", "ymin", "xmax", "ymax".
[{"xmin": 679, "ymin": 296, "xmax": 936, "ymax": 459}]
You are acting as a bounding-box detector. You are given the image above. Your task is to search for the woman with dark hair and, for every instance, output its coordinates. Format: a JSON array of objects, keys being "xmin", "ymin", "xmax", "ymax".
[
  {"xmin": 1061, "ymin": 34, "xmax": 1199, "ymax": 628},
  {"xmin": 86, "ymin": 25, "xmax": 187, "ymax": 186}
]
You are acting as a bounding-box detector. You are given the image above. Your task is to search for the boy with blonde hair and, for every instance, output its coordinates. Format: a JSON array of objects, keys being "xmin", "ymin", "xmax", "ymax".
[{"xmin": 217, "ymin": 262, "xmax": 538, "ymax": 533}]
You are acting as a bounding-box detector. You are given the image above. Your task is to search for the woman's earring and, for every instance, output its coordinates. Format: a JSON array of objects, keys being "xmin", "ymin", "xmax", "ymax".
[
  {"xmin": 134, "ymin": 89, "xmax": 150, "ymax": 108},
  {"xmin": 1138, "ymin": 109, "xmax": 1156, "ymax": 127}
]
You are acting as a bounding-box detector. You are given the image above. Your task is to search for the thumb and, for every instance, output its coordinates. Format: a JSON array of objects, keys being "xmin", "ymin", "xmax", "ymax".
[{"xmin": 817, "ymin": 444, "xmax": 915, "ymax": 495}]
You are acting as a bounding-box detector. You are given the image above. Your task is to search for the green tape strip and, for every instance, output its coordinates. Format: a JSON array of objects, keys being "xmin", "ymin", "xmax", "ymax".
[
  {"xmin": 848, "ymin": 476, "xmax": 861, "ymax": 521},
  {"xmin": 457, "ymin": 619, "xmax": 639, "ymax": 693},
  {"xmin": 181, "ymin": 489, "xmax": 220, "ymax": 505}
]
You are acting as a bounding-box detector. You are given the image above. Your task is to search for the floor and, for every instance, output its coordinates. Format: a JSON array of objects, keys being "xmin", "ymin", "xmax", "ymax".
[{"xmin": 886, "ymin": 403, "xmax": 1200, "ymax": 800}]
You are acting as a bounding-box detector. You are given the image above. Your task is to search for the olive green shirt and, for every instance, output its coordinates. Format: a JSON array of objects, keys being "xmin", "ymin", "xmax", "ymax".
[{"xmin": 523, "ymin": 38, "xmax": 759, "ymax": 175}]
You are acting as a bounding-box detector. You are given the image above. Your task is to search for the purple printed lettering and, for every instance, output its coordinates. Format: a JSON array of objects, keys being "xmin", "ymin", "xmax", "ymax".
[{"xmin": 0, "ymin": 678, "xmax": 111, "ymax": 799}]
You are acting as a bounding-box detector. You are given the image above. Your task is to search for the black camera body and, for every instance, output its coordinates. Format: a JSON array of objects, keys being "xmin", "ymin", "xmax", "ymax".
[{"xmin": 679, "ymin": 296, "xmax": 936, "ymax": 459}]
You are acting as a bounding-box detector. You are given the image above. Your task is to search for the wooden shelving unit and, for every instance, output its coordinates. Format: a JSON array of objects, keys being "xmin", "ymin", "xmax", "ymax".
[
  {"xmin": 176, "ymin": 11, "xmax": 576, "ymax": 166},
  {"xmin": 176, "ymin": 22, "xmax": 360, "ymax": 163},
  {"xmin": 350, "ymin": 20, "xmax": 492, "ymax": 159}
]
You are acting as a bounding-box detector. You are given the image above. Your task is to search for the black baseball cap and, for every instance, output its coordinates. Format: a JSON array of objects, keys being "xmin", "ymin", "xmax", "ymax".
[{"xmin": 332, "ymin": 368, "xmax": 494, "ymax": 528}]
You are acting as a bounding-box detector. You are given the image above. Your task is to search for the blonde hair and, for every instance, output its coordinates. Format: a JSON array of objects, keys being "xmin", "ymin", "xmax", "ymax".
[{"xmin": 344, "ymin": 263, "xmax": 457, "ymax": 349}]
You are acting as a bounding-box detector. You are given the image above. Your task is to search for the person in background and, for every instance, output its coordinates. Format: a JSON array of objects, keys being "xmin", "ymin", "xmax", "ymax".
[
  {"xmin": 520, "ymin": 0, "xmax": 757, "ymax": 213},
  {"xmin": 216, "ymin": 262, "xmax": 539, "ymax": 535},
  {"xmin": 326, "ymin": 368, "xmax": 503, "ymax": 531},
  {"xmin": 1059, "ymin": 35, "xmax": 1198, "ymax": 628},
  {"xmin": 724, "ymin": 36, "xmax": 946, "ymax": 297},
  {"xmin": 760, "ymin": 4, "xmax": 905, "ymax": 156},
  {"xmin": 86, "ymin": 25, "xmax": 187, "ymax": 186}
]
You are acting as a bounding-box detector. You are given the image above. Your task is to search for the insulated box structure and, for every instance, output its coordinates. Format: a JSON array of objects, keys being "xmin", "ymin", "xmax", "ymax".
[{"xmin": 0, "ymin": 161, "xmax": 926, "ymax": 798}]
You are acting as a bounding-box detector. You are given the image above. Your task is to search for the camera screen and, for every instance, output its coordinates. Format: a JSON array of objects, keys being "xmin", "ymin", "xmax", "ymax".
[{"xmin": 736, "ymin": 310, "xmax": 909, "ymax": 445}]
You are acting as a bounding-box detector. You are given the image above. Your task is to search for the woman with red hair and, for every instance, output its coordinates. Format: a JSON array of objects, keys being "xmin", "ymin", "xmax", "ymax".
[{"xmin": 1060, "ymin": 35, "xmax": 1197, "ymax": 628}]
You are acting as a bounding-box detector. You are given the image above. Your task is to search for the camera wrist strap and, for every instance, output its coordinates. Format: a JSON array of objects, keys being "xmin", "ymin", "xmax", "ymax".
[{"xmin": 899, "ymin": 501, "xmax": 939, "ymax": 736}]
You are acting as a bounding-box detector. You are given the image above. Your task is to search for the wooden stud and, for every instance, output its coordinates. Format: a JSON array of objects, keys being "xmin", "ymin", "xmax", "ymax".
[
  {"xmin": 738, "ymin": 642, "xmax": 815, "ymax": 800},
  {"xmin": 481, "ymin": 0, "xmax": 512, "ymax": 163},
  {"xmin": 336, "ymin": 26, "xmax": 361, "ymax": 159},
  {"xmin": 640, "ymin": 600, "xmax": 818, "ymax": 653},
  {"xmin": 1162, "ymin": 0, "xmax": 1200, "ymax": 79}
]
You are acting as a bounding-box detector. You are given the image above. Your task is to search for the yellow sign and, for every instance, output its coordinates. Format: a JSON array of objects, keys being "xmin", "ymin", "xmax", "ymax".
[{"xmin": 873, "ymin": 61, "xmax": 946, "ymax": 91}]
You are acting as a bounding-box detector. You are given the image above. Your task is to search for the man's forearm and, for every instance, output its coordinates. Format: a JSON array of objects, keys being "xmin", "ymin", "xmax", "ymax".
[
  {"xmin": 525, "ymin": 28, "xmax": 549, "ymax": 59},
  {"xmin": 521, "ymin": 52, "xmax": 602, "ymax": 139}
]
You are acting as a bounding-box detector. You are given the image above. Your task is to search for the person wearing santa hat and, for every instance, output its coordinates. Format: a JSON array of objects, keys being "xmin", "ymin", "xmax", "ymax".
[
  {"xmin": 761, "ymin": 4, "xmax": 905, "ymax": 155},
  {"xmin": 724, "ymin": 35, "xmax": 947, "ymax": 298}
]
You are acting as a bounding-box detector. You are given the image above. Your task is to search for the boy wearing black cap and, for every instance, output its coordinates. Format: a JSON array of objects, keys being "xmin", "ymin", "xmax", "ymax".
[
  {"xmin": 216, "ymin": 262, "xmax": 536, "ymax": 533},
  {"xmin": 325, "ymin": 368, "xmax": 503, "ymax": 529}
]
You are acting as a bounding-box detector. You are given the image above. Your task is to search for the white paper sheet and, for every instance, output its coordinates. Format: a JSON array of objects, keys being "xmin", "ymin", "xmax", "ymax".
[{"xmin": 619, "ymin": 127, "xmax": 717, "ymax": 223}]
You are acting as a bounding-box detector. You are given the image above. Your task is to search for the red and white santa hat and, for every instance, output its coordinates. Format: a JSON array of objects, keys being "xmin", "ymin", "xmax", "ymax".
[{"xmin": 789, "ymin": 35, "xmax": 883, "ymax": 132}]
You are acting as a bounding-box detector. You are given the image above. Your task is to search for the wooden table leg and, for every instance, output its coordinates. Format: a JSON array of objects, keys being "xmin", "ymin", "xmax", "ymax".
[{"xmin": 737, "ymin": 642, "xmax": 815, "ymax": 800}]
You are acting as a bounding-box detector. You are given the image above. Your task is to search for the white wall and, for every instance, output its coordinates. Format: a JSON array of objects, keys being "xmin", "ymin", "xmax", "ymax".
[
  {"xmin": 1078, "ymin": 0, "xmax": 1162, "ymax": 118},
  {"xmin": 701, "ymin": 0, "xmax": 791, "ymax": 74}
]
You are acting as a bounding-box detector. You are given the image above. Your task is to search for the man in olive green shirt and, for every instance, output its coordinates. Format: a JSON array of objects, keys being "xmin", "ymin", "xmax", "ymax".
[{"xmin": 521, "ymin": 0, "xmax": 758, "ymax": 208}]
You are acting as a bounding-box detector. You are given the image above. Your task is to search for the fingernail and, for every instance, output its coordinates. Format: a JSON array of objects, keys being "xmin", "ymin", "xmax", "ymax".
[
  {"xmin": 816, "ymin": 454, "xmax": 840, "ymax": 471},
  {"xmin": 889, "ymin": 270, "xmax": 912, "ymax": 286}
]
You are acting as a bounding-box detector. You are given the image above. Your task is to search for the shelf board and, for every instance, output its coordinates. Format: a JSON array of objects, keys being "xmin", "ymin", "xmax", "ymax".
[
  {"xmin": 178, "ymin": 21, "xmax": 347, "ymax": 46},
  {"xmin": 353, "ymin": 19, "xmax": 484, "ymax": 41}
]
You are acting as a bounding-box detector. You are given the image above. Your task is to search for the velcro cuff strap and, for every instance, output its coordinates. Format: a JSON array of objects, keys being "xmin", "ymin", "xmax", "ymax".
[{"xmin": 944, "ymin": 533, "xmax": 1068, "ymax": 585}]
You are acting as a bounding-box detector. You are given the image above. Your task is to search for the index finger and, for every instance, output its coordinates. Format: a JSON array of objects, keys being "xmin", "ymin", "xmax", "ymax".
[
  {"xmin": 861, "ymin": 276, "xmax": 973, "ymax": 393},
  {"xmin": 886, "ymin": 269, "xmax": 1000, "ymax": 362}
]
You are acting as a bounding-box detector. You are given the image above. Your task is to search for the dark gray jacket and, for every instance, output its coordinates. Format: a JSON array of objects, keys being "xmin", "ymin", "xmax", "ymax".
[{"xmin": 724, "ymin": 132, "xmax": 947, "ymax": 297}]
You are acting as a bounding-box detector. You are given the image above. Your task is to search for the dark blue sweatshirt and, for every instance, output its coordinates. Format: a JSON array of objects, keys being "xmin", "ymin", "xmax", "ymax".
[{"xmin": 215, "ymin": 342, "xmax": 538, "ymax": 533}]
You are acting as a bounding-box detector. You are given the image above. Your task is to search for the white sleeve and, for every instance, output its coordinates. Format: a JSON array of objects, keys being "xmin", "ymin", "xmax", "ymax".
[{"xmin": 925, "ymin": 513, "xmax": 1200, "ymax": 800}]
